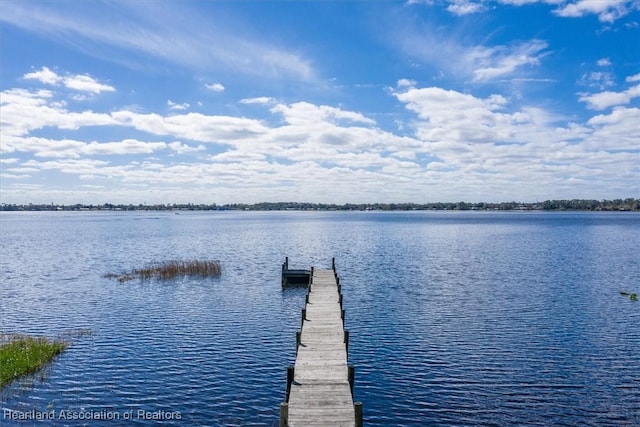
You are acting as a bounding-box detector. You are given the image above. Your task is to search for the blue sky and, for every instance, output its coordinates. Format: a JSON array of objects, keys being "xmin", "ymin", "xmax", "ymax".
[{"xmin": 1, "ymin": 0, "xmax": 638, "ymax": 204}]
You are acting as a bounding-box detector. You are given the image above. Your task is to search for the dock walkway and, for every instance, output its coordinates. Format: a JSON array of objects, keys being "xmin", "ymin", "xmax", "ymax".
[{"xmin": 280, "ymin": 262, "xmax": 362, "ymax": 427}]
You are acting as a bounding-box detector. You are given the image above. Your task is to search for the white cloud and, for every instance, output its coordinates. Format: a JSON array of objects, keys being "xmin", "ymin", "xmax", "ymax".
[
  {"xmin": 579, "ymin": 84, "xmax": 640, "ymax": 110},
  {"xmin": 240, "ymin": 97, "xmax": 274, "ymax": 105},
  {"xmin": 597, "ymin": 58, "xmax": 612, "ymax": 67},
  {"xmin": 397, "ymin": 79, "xmax": 417, "ymax": 88},
  {"xmin": 447, "ymin": 0, "xmax": 486, "ymax": 15},
  {"xmin": 626, "ymin": 73, "xmax": 640, "ymax": 83},
  {"xmin": 436, "ymin": 1, "xmax": 639, "ymax": 23},
  {"xmin": 391, "ymin": 84, "xmax": 638, "ymax": 199},
  {"xmin": 205, "ymin": 83, "xmax": 225, "ymax": 92},
  {"xmin": 167, "ymin": 100, "xmax": 190, "ymax": 111},
  {"xmin": 586, "ymin": 107, "xmax": 640, "ymax": 151},
  {"xmin": 0, "ymin": 173, "xmax": 32, "ymax": 180},
  {"xmin": 470, "ymin": 40, "xmax": 550, "ymax": 81},
  {"xmin": 22, "ymin": 67, "xmax": 115, "ymax": 94},
  {"xmin": 271, "ymin": 102, "xmax": 377, "ymax": 126},
  {"xmin": 2, "ymin": 71, "xmax": 638, "ymax": 204},
  {"xmin": 63, "ymin": 74, "xmax": 115, "ymax": 94},
  {"xmin": 394, "ymin": 87, "xmax": 524, "ymax": 144},
  {"xmin": 498, "ymin": 0, "xmax": 545, "ymax": 5},
  {"xmin": 23, "ymin": 66, "xmax": 62, "ymax": 85},
  {"xmin": 0, "ymin": 88, "xmax": 117, "ymax": 137},
  {"xmin": 168, "ymin": 141, "xmax": 206, "ymax": 154},
  {"xmin": 83, "ymin": 139, "xmax": 167, "ymax": 156},
  {"xmin": 552, "ymin": 0, "xmax": 635, "ymax": 23},
  {"xmin": 22, "ymin": 159, "xmax": 110, "ymax": 176},
  {"xmin": 497, "ymin": 1, "xmax": 638, "ymax": 23},
  {"xmin": 579, "ymin": 71, "xmax": 615, "ymax": 90},
  {"xmin": 406, "ymin": 0, "xmax": 435, "ymax": 4},
  {"xmin": 396, "ymin": 19, "xmax": 550, "ymax": 82},
  {"xmin": 2, "ymin": 135, "xmax": 168, "ymax": 158},
  {"xmin": 110, "ymin": 111, "xmax": 270, "ymax": 143}
]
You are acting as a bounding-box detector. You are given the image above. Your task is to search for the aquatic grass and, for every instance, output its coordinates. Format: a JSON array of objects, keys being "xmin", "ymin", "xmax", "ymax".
[
  {"xmin": 105, "ymin": 259, "xmax": 222, "ymax": 283},
  {"xmin": 0, "ymin": 334, "xmax": 67, "ymax": 388},
  {"xmin": 620, "ymin": 291, "xmax": 638, "ymax": 301}
]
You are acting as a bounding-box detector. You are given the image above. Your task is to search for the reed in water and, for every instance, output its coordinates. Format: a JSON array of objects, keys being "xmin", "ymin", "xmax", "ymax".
[{"xmin": 105, "ymin": 260, "xmax": 222, "ymax": 283}]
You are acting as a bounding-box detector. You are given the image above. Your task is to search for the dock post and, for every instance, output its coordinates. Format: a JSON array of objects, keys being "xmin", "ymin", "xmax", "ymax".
[
  {"xmin": 354, "ymin": 402, "xmax": 363, "ymax": 427},
  {"xmin": 286, "ymin": 365, "xmax": 295, "ymax": 401},
  {"xmin": 281, "ymin": 262, "xmax": 285, "ymax": 288},
  {"xmin": 280, "ymin": 402, "xmax": 289, "ymax": 427},
  {"xmin": 296, "ymin": 330, "xmax": 301, "ymax": 350},
  {"xmin": 344, "ymin": 330, "xmax": 349, "ymax": 353},
  {"xmin": 339, "ymin": 293, "xmax": 343, "ymax": 307},
  {"xmin": 348, "ymin": 365, "xmax": 355, "ymax": 395},
  {"xmin": 332, "ymin": 257, "xmax": 336, "ymax": 271}
]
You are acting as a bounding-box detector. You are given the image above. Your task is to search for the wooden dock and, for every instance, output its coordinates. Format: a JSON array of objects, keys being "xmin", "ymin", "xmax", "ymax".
[
  {"xmin": 281, "ymin": 257, "xmax": 311, "ymax": 288},
  {"xmin": 280, "ymin": 259, "xmax": 362, "ymax": 427}
]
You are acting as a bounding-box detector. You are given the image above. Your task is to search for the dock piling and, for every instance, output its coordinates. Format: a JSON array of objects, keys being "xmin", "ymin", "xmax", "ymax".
[
  {"xmin": 354, "ymin": 402, "xmax": 363, "ymax": 427},
  {"xmin": 286, "ymin": 365, "xmax": 295, "ymax": 401},
  {"xmin": 279, "ymin": 402, "xmax": 288, "ymax": 427},
  {"xmin": 348, "ymin": 365, "xmax": 355, "ymax": 395}
]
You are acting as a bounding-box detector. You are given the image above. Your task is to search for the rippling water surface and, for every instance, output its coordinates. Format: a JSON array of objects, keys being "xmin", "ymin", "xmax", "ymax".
[{"xmin": 1, "ymin": 211, "xmax": 639, "ymax": 426}]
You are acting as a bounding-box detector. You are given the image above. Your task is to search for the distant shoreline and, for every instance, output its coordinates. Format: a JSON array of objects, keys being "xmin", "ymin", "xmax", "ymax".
[{"xmin": 1, "ymin": 199, "xmax": 637, "ymax": 212}]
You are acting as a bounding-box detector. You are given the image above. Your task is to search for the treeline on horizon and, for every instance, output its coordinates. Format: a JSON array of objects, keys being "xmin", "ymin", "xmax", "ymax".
[{"xmin": 1, "ymin": 198, "xmax": 638, "ymax": 212}]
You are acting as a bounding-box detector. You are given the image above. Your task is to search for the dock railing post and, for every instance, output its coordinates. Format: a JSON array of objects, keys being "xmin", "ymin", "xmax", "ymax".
[
  {"xmin": 344, "ymin": 330, "xmax": 350, "ymax": 353},
  {"xmin": 354, "ymin": 402, "xmax": 363, "ymax": 427},
  {"xmin": 280, "ymin": 402, "xmax": 289, "ymax": 427}
]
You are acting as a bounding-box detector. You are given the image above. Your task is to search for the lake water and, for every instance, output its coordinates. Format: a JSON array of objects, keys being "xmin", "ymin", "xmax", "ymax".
[{"xmin": 1, "ymin": 211, "xmax": 639, "ymax": 426}]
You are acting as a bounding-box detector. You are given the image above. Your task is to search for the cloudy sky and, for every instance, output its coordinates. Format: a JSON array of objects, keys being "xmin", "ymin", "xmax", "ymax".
[{"xmin": 1, "ymin": 0, "xmax": 638, "ymax": 204}]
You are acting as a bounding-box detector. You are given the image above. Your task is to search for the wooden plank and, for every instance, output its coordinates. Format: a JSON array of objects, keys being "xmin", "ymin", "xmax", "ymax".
[{"xmin": 286, "ymin": 268, "xmax": 355, "ymax": 427}]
